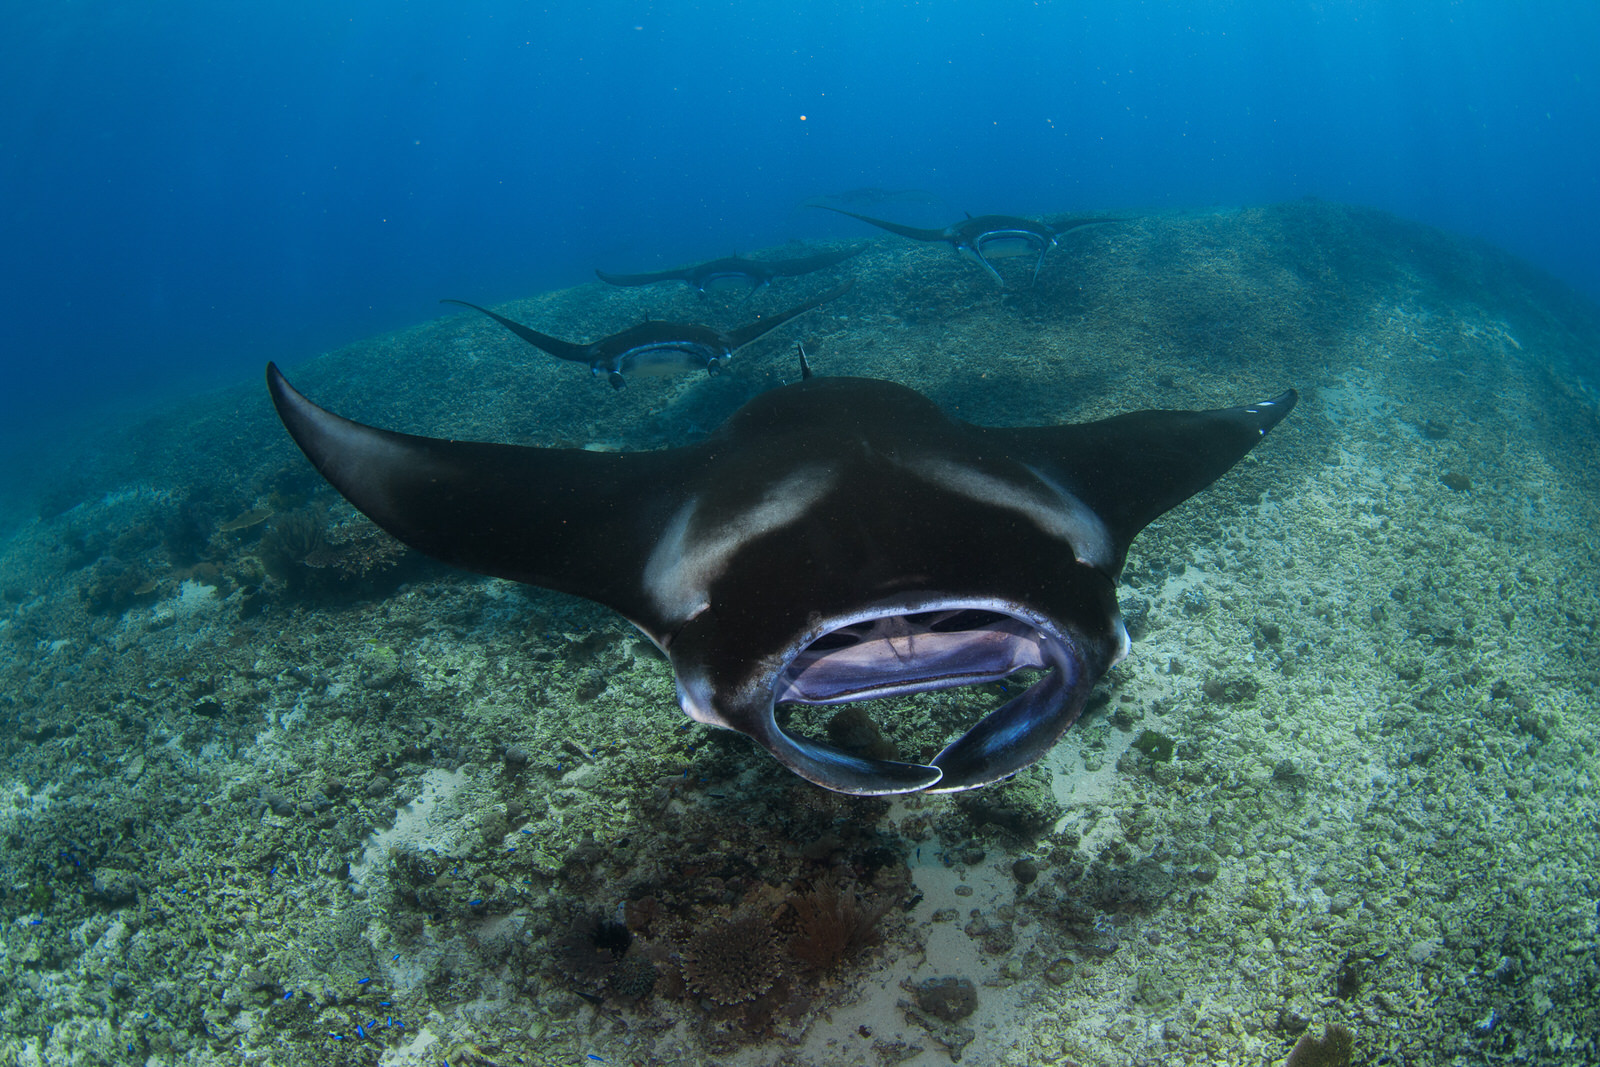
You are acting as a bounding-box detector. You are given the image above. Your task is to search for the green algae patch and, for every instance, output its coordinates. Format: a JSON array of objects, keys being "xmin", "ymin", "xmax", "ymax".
[{"xmin": 1131, "ymin": 729, "xmax": 1175, "ymax": 762}]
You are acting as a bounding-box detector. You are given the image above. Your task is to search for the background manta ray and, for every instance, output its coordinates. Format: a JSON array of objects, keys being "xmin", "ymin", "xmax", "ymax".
[
  {"xmin": 595, "ymin": 245, "xmax": 867, "ymax": 294},
  {"xmin": 811, "ymin": 202, "xmax": 1119, "ymax": 286},
  {"xmin": 441, "ymin": 281, "xmax": 850, "ymax": 388}
]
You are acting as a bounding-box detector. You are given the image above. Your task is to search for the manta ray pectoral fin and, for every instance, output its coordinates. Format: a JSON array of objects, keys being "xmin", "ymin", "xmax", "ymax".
[
  {"xmin": 1049, "ymin": 216, "xmax": 1129, "ymax": 236},
  {"xmin": 926, "ymin": 654, "xmax": 1094, "ymax": 792},
  {"xmin": 994, "ymin": 390, "xmax": 1299, "ymax": 568},
  {"xmin": 440, "ymin": 299, "xmax": 592, "ymax": 365},
  {"xmin": 809, "ymin": 204, "xmax": 948, "ymax": 243},
  {"xmin": 265, "ymin": 362, "xmax": 683, "ymax": 626},
  {"xmin": 594, "ymin": 267, "xmax": 688, "ymax": 287},
  {"xmin": 748, "ymin": 712, "xmax": 943, "ymax": 796},
  {"xmin": 723, "ymin": 280, "xmax": 853, "ymax": 349}
]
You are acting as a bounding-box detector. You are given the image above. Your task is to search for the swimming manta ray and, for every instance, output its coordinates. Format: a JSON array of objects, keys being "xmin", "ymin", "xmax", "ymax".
[
  {"xmin": 811, "ymin": 204, "xmax": 1118, "ymax": 287},
  {"xmin": 596, "ymin": 245, "xmax": 868, "ymax": 294},
  {"xmin": 441, "ymin": 281, "xmax": 850, "ymax": 389},
  {"xmin": 268, "ymin": 360, "xmax": 1296, "ymax": 795}
]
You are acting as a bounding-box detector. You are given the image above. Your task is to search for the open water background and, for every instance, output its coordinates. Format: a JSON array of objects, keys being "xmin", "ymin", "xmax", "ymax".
[{"xmin": 1, "ymin": 0, "xmax": 1596, "ymax": 488}]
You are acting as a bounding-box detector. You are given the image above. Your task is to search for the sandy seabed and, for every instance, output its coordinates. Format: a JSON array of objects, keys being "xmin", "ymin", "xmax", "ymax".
[{"xmin": 2, "ymin": 201, "xmax": 1597, "ymax": 1066}]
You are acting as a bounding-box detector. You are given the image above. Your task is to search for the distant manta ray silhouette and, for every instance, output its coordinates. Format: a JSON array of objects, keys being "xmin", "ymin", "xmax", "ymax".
[
  {"xmin": 596, "ymin": 245, "xmax": 867, "ymax": 294},
  {"xmin": 811, "ymin": 204, "xmax": 1120, "ymax": 287},
  {"xmin": 440, "ymin": 282, "xmax": 850, "ymax": 389}
]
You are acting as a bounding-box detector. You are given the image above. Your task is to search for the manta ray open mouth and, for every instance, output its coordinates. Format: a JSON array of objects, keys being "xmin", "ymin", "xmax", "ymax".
[
  {"xmin": 762, "ymin": 602, "xmax": 1102, "ymax": 795},
  {"xmin": 778, "ymin": 607, "xmax": 1058, "ymax": 704}
]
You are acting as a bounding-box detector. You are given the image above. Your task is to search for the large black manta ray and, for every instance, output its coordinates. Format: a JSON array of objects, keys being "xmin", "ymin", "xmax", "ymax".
[{"xmin": 267, "ymin": 362, "xmax": 1294, "ymax": 795}]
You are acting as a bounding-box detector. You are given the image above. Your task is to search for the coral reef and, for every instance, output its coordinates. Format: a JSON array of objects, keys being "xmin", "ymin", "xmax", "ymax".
[
  {"xmin": 553, "ymin": 911, "xmax": 632, "ymax": 989},
  {"xmin": 1285, "ymin": 1023, "xmax": 1355, "ymax": 1067},
  {"xmin": 680, "ymin": 910, "xmax": 782, "ymax": 1006},
  {"xmin": 914, "ymin": 976, "xmax": 978, "ymax": 1022},
  {"xmin": 2, "ymin": 204, "xmax": 1598, "ymax": 1065},
  {"xmin": 784, "ymin": 878, "xmax": 894, "ymax": 974},
  {"xmin": 257, "ymin": 508, "xmax": 416, "ymax": 601}
]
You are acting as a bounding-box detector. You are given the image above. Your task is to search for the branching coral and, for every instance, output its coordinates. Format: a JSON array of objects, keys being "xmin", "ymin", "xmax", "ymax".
[
  {"xmin": 258, "ymin": 509, "xmax": 413, "ymax": 600},
  {"xmin": 680, "ymin": 911, "xmax": 782, "ymax": 1006},
  {"xmin": 304, "ymin": 521, "xmax": 408, "ymax": 578}
]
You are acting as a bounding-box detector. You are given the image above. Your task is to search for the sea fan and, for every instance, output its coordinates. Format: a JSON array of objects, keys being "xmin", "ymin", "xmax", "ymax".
[
  {"xmin": 785, "ymin": 880, "xmax": 892, "ymax": 974},
  {"xmin": 554, "ymin": 912, "xmax": 632, "ymax": 987}
]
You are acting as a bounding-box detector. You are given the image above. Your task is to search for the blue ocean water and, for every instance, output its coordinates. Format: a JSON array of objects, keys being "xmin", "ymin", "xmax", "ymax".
[{"xmin": 1, "ymin": 0, "xmax": 1596, "ymax": 482}]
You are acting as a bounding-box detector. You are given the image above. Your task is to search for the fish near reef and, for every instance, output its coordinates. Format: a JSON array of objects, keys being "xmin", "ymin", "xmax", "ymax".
[{"xmin": 268, "ymin": 362, "xmax": 1294, "ymax": 795}]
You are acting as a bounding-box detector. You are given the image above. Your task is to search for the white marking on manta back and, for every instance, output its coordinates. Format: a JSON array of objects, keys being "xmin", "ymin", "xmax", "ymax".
[
  {"xmin": 904, "ymin": 457, "xmax": 1114, "ymax": 569},
  {"xmin": 643, "ymin": 467, "xmax": 837, "ymax": 623}
]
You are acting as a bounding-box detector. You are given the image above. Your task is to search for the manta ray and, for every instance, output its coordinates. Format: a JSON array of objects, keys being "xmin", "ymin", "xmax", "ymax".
[
  {"xmin": 441, "ymin": 282, "xmax": 849, "ymax": 389},
  {"xmin": 811, "ymin": 204, "xmax": 1118, "ymax": 287},
  {"xmin": 595, "ymin": 245, "xmax": 868, "ymax": 294},
  {"xmin": 267, "ymin": 361, "xmax": 1294, "ymax": 795}
]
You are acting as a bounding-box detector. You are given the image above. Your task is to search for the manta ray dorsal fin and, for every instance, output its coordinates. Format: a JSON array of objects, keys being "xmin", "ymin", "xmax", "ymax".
[
  {"xmin": 265, "ymin": 363, "xmax": 689, "ymax": 633},
  {"xmin": 990, "ymin": 390, "xmax": 1299, "ymax": 570}
]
